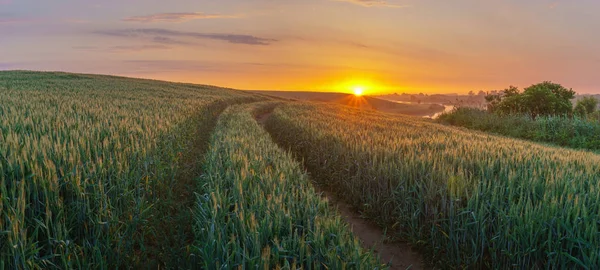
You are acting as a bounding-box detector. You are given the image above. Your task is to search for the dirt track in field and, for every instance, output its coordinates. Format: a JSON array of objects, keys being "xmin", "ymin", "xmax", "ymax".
[{"xmin": 255, "ymin": 110, "xmax": 425, "ymax": 270}]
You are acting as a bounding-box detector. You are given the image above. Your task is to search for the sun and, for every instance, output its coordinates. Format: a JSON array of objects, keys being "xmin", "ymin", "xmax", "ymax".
[{"xmin": 353, "ymin": 87, "xmax": 364, "ymax": 96}]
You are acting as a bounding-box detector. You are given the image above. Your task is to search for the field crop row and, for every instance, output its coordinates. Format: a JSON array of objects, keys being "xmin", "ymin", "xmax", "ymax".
[
  {"xmin": 193, "ymin": 102, "xmax": 384, "ymax": 269},
  {"xmin": 265, "ymin": 102, "xmax": 600, "ymax": 269},
  {"xmin": 0, "ymin": 72, "xmax": 260, "ymax": 269}
]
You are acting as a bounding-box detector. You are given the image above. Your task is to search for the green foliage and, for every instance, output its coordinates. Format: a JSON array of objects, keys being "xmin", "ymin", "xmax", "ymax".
[
  {"xmin": 266, "ymin": 103, "xmax": 600, "ymax": 269},
  {"xmin": 193, "ymin": 102, "xmax": 383, "ymax": 269},
  {"xmin": 575, "ymin": 96, "xmax": 599, "ymax": 117},
  {"xmin": 485, "ymin": 82, "xmax": 575, "ymax": 118},
  {"xmin": 589, "ymin": 111, "xmax": 600, "ymax": 122},
  {"xmin": 0, "ymin": 71, "xmax": 261, "ymax": 268},
  {"xmin": 438, "ymin": 107, "xmax": 600, "ymax": 151}
]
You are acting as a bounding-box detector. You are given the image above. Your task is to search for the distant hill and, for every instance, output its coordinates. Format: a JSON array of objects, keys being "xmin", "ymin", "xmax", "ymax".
[{"xmin": 253, "ymin": 91, "xmax": 445, "ymax": 117}]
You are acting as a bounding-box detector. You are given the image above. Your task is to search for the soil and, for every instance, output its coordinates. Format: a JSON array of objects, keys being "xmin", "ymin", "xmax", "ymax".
[
  {"xmin": 320, "ymin": 188, "xmax": 424, "ymax": 270},
  {"xmin": 255, "ymin": 111, "xmax": 271, "ymax": 125}
]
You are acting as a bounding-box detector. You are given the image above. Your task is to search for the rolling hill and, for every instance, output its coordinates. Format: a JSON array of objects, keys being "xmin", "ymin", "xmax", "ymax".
[{"xmin": 252, "ymin": 90, "xmax": 445, "ymax": 117}]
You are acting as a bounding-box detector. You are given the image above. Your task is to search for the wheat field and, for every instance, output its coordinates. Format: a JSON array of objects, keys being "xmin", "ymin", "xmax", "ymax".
[
  {"xmin": 265, "ymin": 102, "xmax": 600, "ymax": 268},
  {"xmin": 3, "ymin": 71, "xmax": 600, "ymax": 269}
]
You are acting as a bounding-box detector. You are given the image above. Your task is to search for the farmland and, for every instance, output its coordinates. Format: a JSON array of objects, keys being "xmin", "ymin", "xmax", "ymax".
[
  {"xmin": 0, "ymin": 71, "xmax": 261, "ymax": 268},
  {"xmin": 265, "ymin": 103, "xmax": 600, "ymax": 268},
  {"xmin": 2, "ymin": 71, "xmax": 600, "ymax": 269},
  {"xmin": 194, "ymin": 102, "xmax": 382, "ymax": 268}
]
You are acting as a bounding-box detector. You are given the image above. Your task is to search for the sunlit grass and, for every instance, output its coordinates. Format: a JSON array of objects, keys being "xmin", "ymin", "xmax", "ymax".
[
  {"xmin": 265, "ymin": 102, "xmax": 600, "ymax": 268},
  {"xmin": 193, "ymin": 102, "xmax": 384, "ymax": 268}
]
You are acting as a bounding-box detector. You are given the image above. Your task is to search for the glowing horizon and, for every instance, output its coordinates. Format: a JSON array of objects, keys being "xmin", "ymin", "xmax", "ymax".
[{"xmin": 1, "ymin": 1, "xmax": 600, "ymax": 94}]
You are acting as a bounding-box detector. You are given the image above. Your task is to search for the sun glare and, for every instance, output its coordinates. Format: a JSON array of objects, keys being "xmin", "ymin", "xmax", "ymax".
[{"xmin": 353, "ymin": 87, "xmax": 364, "ymax": 96}]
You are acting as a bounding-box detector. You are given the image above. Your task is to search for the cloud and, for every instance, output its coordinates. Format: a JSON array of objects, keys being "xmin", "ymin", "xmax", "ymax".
[
  {"xmin": 123, "ymin": 12, "xmax": 236, "ymax": 23},
  {"xmin": 95, "ymin": 28, "xmax": 277, "ymax": 45},
  {"xmin": 332, "ymin": 0, "xmax": 406, "ymax": 7},
  {"xmin": 110, "ymin": 45, "xmax": 171, "ymax": 53},
  {"xmin": 73, "ymin": 45, "xmax": 172, "ymax": 53},
  {"xmin": 152, "ymin": 36, "xmax": 195, "ymax": 45}
]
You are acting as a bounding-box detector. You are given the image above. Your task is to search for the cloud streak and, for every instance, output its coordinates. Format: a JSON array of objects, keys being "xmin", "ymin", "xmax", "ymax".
[
  {"xmin": 332, "ymin": 0, "xmax": 406, "ymax": 7},
  {"xmin": 123, "ymin": 12, "xmax": 236, "ymax": 23},
  {"xmin": 73, "ymin": 45, "xmax": 172, "ymax": 53},
  {"xmin": 95, "ymin": 28, "xmax": 277, "ymax": 45}
]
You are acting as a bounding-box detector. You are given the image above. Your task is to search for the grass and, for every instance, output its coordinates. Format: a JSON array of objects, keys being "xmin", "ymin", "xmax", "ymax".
[
  {"xmin": 193, "ymin": 102, "xmax": 384, "ymax": 269},
  {"xmin": 437, "ymin": 107, "xmax": 600, "ymax": 151},
  {"xmin": 265, "ymin": 102, "xmax": 600, "ymax": 269},
  {"xmin": 0, "ymin": 71, "xmax": 261, "ymax": 268}
]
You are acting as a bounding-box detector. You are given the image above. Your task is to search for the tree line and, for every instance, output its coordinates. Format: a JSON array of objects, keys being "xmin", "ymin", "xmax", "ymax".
[{"xmin": 484, "ymin": 81, "xmax": 598, "ymax": 119}]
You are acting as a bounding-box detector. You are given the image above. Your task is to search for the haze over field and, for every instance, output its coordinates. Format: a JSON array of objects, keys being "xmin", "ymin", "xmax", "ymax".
[{"xmin": 1, "ymin": 0, "xmax": 600, "ymax": 94}]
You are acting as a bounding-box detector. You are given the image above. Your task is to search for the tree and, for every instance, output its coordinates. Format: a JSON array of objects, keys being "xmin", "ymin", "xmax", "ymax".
[
  {"xmin": 521, "ymin": 85, "xmax": 556, "ymax": 118},
  {"xmin": 523, "ymin": 81, "xmax": 575, "ymax": 117},
  {"xmin": 485, "ymin": 86, "xmax": 519, "ymax": 113},
  {"xmin": 484, "ymin": 82, "xmax": 575, "ymax": 118},
  {"xmin": 574, "ymin": 96, "xmax": 598, "ymax": 117}
]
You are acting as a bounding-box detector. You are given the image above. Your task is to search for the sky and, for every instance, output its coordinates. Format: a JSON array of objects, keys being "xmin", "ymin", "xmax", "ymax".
[{"xmin": 1, "ymin": 0, "xmax": 599, "ymax": 94}]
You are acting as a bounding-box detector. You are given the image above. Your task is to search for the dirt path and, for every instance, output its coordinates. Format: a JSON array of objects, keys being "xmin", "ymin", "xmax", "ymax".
[
  {"xmin": 142, "ymin": 103, "xmax": 230, "ymax": 268},
  {"xmin": 320, "ymin": 188, "xmax": 424, "ymax": 270},
  {"xmin": 255, "ymin": 110, "xmax": 271, "ymax": 125},
  {"xmin": 255, "ymin": 111, "xmax": 425, "ymax": 270}
]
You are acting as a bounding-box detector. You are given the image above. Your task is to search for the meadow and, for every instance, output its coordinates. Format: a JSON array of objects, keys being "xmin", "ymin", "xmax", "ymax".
[
  {"xmin": 3, "ymin": 71, "xmax": 600, "ymax": 269},
  {"xmin": 438, "ymin": 107, "xmax": 600, "ymax": 151}
]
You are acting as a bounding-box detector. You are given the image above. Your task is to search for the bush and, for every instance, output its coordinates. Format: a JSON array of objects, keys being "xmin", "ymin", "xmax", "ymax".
[
  {"xmin": 485, "ymin": 82, "xmax": 575, "ymax": 118},
  {"xmin": 574, "ymin": 96, "xmax": 598, "ymax": 117},
  {"xmin": 438, "ymin": 107, "xmax": 600, "ymax": 151}
]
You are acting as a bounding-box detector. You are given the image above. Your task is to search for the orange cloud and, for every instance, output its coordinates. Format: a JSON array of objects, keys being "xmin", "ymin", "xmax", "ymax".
[{"xmin": 123, "ymin": 12, "xmax": 237, "ymax": 23}]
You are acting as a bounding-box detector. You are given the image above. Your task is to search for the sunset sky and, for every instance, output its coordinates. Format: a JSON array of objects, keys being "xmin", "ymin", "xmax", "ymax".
[{"xmin": 1, "ymin": 0, "xmax": 599, "ymax": 94}]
